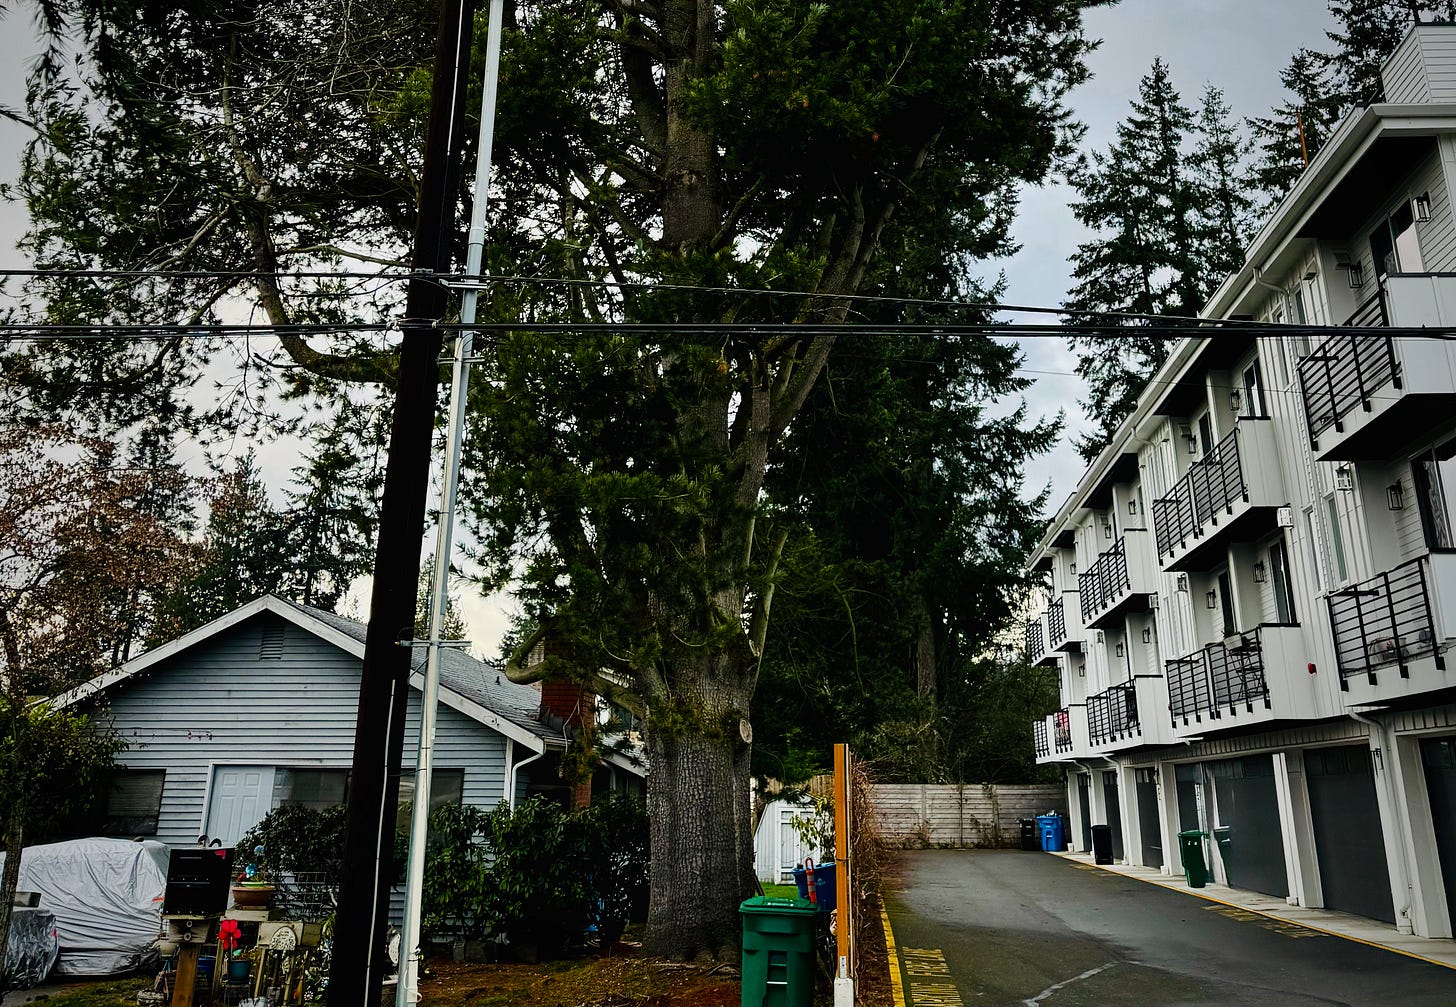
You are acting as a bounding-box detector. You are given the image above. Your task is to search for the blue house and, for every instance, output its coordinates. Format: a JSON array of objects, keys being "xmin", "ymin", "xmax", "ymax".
[{"xmin": 54, "ymin": 595, "xmax": 644, "ymax": 849}]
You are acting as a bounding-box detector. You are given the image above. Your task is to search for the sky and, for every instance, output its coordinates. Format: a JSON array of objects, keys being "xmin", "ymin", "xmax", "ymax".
[{"xmin": 0, "ymin": 0, "xmax": 1340, "ymax": 656}]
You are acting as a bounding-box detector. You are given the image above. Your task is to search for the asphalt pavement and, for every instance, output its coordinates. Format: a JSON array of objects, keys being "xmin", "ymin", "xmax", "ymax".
[{"xmin": 883, "ymin": 849, "xmax": 1456, "ymax": 1007}]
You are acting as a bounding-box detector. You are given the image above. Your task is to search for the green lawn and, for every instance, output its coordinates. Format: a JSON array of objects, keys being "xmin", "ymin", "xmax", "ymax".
[
  {"xmin": 761, "ymin": 882, "xmax": 801, "ymax": 900},
  {"xmin": 8, "ymin": 975, "xmax": 151, "ymax": 1007}
]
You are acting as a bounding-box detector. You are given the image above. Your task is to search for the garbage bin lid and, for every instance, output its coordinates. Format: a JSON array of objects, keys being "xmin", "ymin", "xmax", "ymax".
[
  {"xmin": 740, "ymin": 896, "xmax": 816, "ymax": 914},
  {"xmin": 1177, "ymin": 830, "xmax": 1207, "ymax": 838},
  {"xmin": 1212, "ymin": 826, "xmax": 1231, "ymax": 837}
]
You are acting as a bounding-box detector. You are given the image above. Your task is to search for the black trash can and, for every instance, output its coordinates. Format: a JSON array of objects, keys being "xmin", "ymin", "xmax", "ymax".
[
  {"xmin": 1090, "ymin": 824, "xmax": 1114, "ymax": 865},
  {"xmin": 1018, "ymin": 818, "xmax": 1039, "ymax": 851},
  {"xmin": 1212, "ymin": 826, "xmax": 1232, "ymax": 881}
]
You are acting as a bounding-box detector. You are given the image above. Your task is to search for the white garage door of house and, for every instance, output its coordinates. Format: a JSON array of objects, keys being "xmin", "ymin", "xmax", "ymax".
[{"xmin": 205, "ymin": 766, "xmax": 275, "ymax": 847}]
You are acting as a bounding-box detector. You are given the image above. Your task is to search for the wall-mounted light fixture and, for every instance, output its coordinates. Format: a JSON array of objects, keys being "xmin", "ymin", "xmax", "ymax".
[
  {"xmin": 1103, "ymin": 522, "xmax": 1113, "ymax": 539},
  {"xmin": 1206, "ymin": 589, "xmax": 1218, "ymax": 609},
  {"xmin": 1070, "ymin": 562, "xmax": 1077, "ymax": 575},
  {"xmin": 1142, "ymin": 627, "xmax": 1152, "ymax": 644},
  {"xmin": 1096, "ymin": 631, "xmax": 1104, "ymax": 644},
  {"xmin": 1115, "ymin": 642, "xmax": 1125, "ymax": 657},
  {"xmin": 1078, "ymin": 664, "xmax": 1086, "ymax": 677},
  {"xmin": 1187, "ymin": 435, "xmax": 1199, "ymax": 455},
  {"xmin": 1387, "ymin": 480, "xmax": 1405, "ymax": 511},
  {"xmin": 1252, "ymin": 560, "xmax": 1267, "ymax": 584},
  {"xmin": 1229, "ymin": 389, "xmax": 1242, "ymax": 412},
  {"xmin": 1128, "ymin": 499, "xmax": 1138, "ymax": 516},
  {"xmin": 1348, "ymin": 262, "xmax": 1366, "ymax": 288},
  {"xmin": 1335, "ymin": 463, "xmax": 1354, "ymax": 491},
  {"xmin": 1414, "ymin": 191, "xmax": 1433, "ymax": 222}
]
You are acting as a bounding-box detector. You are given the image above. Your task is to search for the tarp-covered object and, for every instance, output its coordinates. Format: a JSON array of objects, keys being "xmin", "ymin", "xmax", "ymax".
[
  {"xmin": 3, "ymin": 907, "xmax": 60, "ymax": 989},
  {"xmin": 0, "ymin": 838, "xmax": 168, "ymax": 975}
]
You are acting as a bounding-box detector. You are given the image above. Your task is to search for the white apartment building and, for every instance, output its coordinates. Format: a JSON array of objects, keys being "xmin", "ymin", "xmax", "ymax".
[{"xmin": 1026, "ymin": 23, "xmax": 1456, "ymax": 941}]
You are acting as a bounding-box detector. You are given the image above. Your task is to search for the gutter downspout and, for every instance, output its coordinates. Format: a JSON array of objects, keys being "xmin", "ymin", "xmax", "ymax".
[
  {"xmin": 508, "ymin": 745, "xmax": 547, "ymax": 811},
  {"xmin": 1253, "ymin": 266, "xmax": 1285, "ymax": 297},
  {"xmin": 1351, "ymin": 712, "xmax": 1415, "ymax": 934}
]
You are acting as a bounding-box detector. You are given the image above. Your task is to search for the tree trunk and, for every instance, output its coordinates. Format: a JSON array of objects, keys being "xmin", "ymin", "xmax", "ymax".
[
  {"xmin": 0, "ymin": 816, "xmax": 24, "ymax": 996},
  {"xmin": 643, "ymin": 665, "xmax": 755, "ymax": 960}
]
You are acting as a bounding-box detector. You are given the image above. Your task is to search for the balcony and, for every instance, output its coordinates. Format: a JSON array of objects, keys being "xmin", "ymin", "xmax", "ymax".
[
  {"xmin": 1298, "ymin": 274, "xmax": 1456, "ymax": 461},
  {"xmin": 1047, "ymin": 593, "xmax": 1086, "ymax": 652},
  {"xmin": 1165, "ymin": 625, "xmax": 1317, "ymax": 738},
  {"xmin": 1025, "ymin": 617, "xmax": 1046, "ymax": 665},
  {"xmin": 1054, "ymin": 708, "xmax": 1074, "ymax": 754},
  {"xmin": 1077, "ymin": 530, "xmax": 1158, "ymax": 630},
  {"xmin": 1087, "ymin": 682, "xmax": 1139, "ymax": 749},
  {"xmin": 1151, "ymin": 419, "xmax": 1286, "ymax": 571},
  {"xmin": 1329, "ymin": 554, "xmax": 1456, "ymax": 705},
  {"xmin": 1033, "ymin": 717, "xmax": 1049, "ymax": 760}
]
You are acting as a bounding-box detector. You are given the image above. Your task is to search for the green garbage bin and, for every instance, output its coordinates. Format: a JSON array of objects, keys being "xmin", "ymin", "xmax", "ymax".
[
  {"xmin": 740, "ymin": 896, "xmax": 817, "ymax": 1007},
  {"xmin": 1178, "ymin": 830, "xmax": 1208, "ymax": 888},
  {"xmin": 1212, "ymin": 826, "xmax": 1232, "ymax": 881}
]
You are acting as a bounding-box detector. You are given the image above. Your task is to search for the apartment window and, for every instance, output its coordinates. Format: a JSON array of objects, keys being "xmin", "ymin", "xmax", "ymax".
[
  {"xmin": 1324, "ymin": 494, "xmax": 1349, "ymax": 583},
  {"xmin": 1242, "ymin": 361, "xmax": 1265, "ymax": 417},
  {"xmin": 396, "ymin": 768, "xmax": 465, "ymax": 831},
  {"xmin": 1413, "ymin": 440, "xmax": 1456, "ymax": 551},
  {"xmin": 273, "ymin": 768, "xmax": 349, "ymax": 811},
  {"xmin": 1269, "ymin": 541, "xmax": 1296, "ymax": 625},
  {"xmin": 1371, "ymin": 201, "xmax": 1423, "ymax": 278},
  {"xmin": 1303, "ymin": 506, "xmax": 1325, "ymax": 592},
  {"xmin": 102, "ymin": 769, "xmax": 165, "ymax": 836}
]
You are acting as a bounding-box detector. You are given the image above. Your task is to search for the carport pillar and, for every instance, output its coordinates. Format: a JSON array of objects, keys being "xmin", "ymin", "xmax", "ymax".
[
  {"xmin": 1155, "ymin": 760, "xmax": 1181, "ymax": 877},
  {"xmin": 1271, "ymin": 750, "xmax": 1321, "ymax": 908},
  {"xmin": 1389, "ymin": 733, "xmax": 1449, "ymax": 937},
  {"xmin": 1063, "ymin": 770, "xmax": 1084, "ymax": 852},
  {"xmin": 1116, "ymin": 764, "xmax": 1139, "ymax": 866}
]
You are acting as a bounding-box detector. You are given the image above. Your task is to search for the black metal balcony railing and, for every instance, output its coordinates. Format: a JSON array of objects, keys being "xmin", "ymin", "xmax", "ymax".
[
  {"xmin": 1033, "ymin": 718, "xmax": 1049, "ymax": 759},
  {"xmin": 1152, "ymin": 425, "xmax": 1253, "ymax": 558},
  {"xmin": 1298, "ymin": 286, "xmax": 1400, "ymax": 448},
  {"xmin": 1048, "ymin": 596, "xmax": 1067, "ymax": 648},
  {"xmin": 1328, "ymin": 557, "xmax": 1447, "ymax": 687},
  {"xmin": 1087, "ymin": 681, "xmax": 1140, "ymax": 747},
  {"xmin": 1167, "ymin": 628, "xmax": 1273, "ymax": 725},
  {"xmin": 1079, "ymin": 538, "xmax": 1131, "ymax": 623},
  {"xmin": 1025, "ymin": 618, "xmax": 1045, "ymax": 664},
  {"xmin": 1053, "ymin": 709, "xmax": 1072, "ymax": 753}
]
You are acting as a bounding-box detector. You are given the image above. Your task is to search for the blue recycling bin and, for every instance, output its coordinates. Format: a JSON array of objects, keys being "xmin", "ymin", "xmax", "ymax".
[
  {"xmin": 789, "ymin": 860, "xmax": 837, "ymax": 913},
  {"xmin": 1037, "ymin": 814, "xmax": 1065, "ymax": 852}
]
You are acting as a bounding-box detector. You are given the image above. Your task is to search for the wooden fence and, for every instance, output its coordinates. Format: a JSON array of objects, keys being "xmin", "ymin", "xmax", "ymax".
[{"xmin": 867, "ymin": 783, "xmax": 1068, "ymax": 848}]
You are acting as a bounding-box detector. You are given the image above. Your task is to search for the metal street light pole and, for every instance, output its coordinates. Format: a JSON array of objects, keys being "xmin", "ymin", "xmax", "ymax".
[{"xmin": 395, "ymin": 0, "xmax": 505, "ymax": 1002}]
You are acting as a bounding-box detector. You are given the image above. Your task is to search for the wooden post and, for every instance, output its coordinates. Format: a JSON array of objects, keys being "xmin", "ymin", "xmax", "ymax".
[
  {"xmin": 833, "ymin": 743, "xmax": 854, "ymax": 1006},
  {"xmin": 171, "ymin": 944, "xmax": 199, "ymax": 1007}
]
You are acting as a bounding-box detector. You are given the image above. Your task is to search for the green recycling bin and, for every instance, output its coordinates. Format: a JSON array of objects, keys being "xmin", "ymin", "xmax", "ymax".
[
  {"xmin": 1178, "ymin": 830, "xmax": 1208, "ymax": 888},
  {"xmin": 740, "ymin": 896, "xmax": 817, "ymax": 1007}
]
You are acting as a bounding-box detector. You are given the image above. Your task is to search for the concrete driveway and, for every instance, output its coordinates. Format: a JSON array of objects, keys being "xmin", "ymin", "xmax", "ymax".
[{"xmin": 882, "ymin": 849, "xmax": 1456, "ymax": 1006}]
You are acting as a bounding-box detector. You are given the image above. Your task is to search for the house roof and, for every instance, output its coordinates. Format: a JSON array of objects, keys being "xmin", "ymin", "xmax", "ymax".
[{"xmin": 52, "ymin": 594, "xmax": 558, "ymax": 753}]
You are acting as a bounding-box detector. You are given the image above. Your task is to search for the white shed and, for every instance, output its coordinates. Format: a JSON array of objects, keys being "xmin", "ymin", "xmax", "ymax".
[{"xmin": 753, "ymin": 797, "xmax": 827, "ymax": 884}]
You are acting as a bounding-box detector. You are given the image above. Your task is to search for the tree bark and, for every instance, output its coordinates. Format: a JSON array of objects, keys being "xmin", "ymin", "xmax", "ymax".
[{"xmin": 0, "ymin": 816, "xmax": 24, "ymax": 997}]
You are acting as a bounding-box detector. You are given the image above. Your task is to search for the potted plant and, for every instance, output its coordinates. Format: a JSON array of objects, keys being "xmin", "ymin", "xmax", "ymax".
[{"xmin": 231, "ymin": 844, "xmax": 275, "ymax": 908}]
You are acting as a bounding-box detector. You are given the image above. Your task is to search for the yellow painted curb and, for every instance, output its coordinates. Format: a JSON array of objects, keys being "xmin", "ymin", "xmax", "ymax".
[
  {"xmin": 880, "ymin": 902, "xmax": 906, "ymax": 1007},
  {"xmin": 1066, "ymin": 855, "xmax": 1456, "ymax": 972}
]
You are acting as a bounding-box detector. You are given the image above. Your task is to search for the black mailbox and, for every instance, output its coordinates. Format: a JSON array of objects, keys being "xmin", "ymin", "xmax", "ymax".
[{"xmin": 162, "ymin": 847, "xmax": 235, "ymax": 916}]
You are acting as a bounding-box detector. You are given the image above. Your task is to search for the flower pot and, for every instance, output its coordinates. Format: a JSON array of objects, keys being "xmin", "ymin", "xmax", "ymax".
[
  {"xmin": 227, "ymin": 958, "xmax": 251, "ymax": 983},
  {"xmin": 231, "ymin": 883, "xmax": 275, "ymax": 908}
]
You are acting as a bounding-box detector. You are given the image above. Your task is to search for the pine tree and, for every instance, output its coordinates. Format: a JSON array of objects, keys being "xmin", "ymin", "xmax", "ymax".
[
  {"xmin": 1327, "ymin": 2, "xmax": 1456, "ymax": 105},
  {"xmin": 1245, "ymin": 49, "xmax": 1346, "ymax": 209},
  {"xmin": 1063, "ymin": 59, "xmax": 1204, "ymax": 460},
  {"xmin": 1190, "ymin": 86, "xmax": 1256, "ymax": 285}
]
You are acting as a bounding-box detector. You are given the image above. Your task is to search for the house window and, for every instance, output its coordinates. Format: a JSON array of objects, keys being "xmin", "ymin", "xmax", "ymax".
[
  {"xmin": 1269, "ymin": 541, "xmax": 1296, "ymax": 625},
  {"xmin": 1413, "ymin": 440, "xmax": 1456, "ymax": 551},
  {"xmin": 1242, "ymin": 361, "xmax": 1265, "ymax": 417},
  {"xmin": 1371, "ymin": 201, "xmax": 1423, "ymax": 279},
  {"xmin": 1303, "ymin": 506, "xmax": 1325, "ymax": 592},
  {"xmin": 396, "ymin": 768, "xmax": 465, "ymax": 831},
  {"xmin": 1324, "ymin": 494, "xmax": 1349, "ymax": 583},
  {"xmin": 273, "ymin": 768, "xmax": 349, "ymax": 811},
  {"xmin": 103, "ymin": 769, "xmax": 165, "ymax": 836}
]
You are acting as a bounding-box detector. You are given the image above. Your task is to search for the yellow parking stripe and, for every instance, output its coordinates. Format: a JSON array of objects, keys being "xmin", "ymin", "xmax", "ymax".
[{"xmin": 881, "ymin": 903, "xmax": 907, "ymax": 1007}]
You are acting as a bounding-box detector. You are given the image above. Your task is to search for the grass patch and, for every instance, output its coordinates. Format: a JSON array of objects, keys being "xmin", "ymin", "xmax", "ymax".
[
  {"xmin": 8, "ymin": 974, "xmax": 152, "ymax": 1007},
  {"xmin": 760, "ymin": 882, "xmax": 802, "ymax": 900}
]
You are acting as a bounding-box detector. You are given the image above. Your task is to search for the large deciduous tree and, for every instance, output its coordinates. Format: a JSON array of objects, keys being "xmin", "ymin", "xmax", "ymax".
[{"xmin": 10, "ymin": 0, "xmax": 1109, "ymax": 959}]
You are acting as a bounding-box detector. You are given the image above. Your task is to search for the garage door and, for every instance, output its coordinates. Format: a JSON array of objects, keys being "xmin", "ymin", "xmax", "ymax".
[
  {"xmin": 1420, "ymin": 736, "xmax": 1456, "ymax": 932},
  {"xmin": 1077, "ymin": 773, "xmax": 1092, "ymax": 851},
  {"xmin": 1135, "ymin": 769, "xmax": 1163, "ymax": 869},
  {"xmin": 1102, "ymin": 771, "xmax": 1125, "ymax": 861},
  {"xmin": 1210, "ymin": 754, "xmax": 1287, "ymax": 898},
  {"xmin": 1305, "ymin": 746, "xmax": 1394, "ymax": 923}
]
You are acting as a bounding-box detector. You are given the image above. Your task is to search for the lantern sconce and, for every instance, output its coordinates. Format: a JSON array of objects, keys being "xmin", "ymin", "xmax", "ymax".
[
  {"xmin": 1229, "ymin": 388, "xmax": 1242, "ymax": 412},
  {"xmin": 1103, "ymin": 522, "xmax": 1113, "ymax": 539},
  {"xmin": 1206, "ymin": 589, "xmax": 1218, "ymax": 609},
  {"xmin": 1252, "ymin": 560, "xmax": 1268, "ymax": 584},
  {"xmin": 1142, "ymin": 627, "xmax": 1152, "ymax": 644},
  {"xmin": 1115, "ymin": 642, "xmax": 1125, "ymax": 658},
  {"xmin": 1388, "ymin": 480, "xmax": 1405, "ymax": 511},
  {"xmin": 1414, "ymin": 191, "xmax": 1433, "ymax": 222},
  {"xmin": 1128, "ymin": 499, "xmax": 1138, "ymax": 516}
]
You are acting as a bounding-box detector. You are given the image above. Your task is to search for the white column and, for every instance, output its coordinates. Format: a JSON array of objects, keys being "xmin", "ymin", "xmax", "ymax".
[
  {"xmin": 1271, "ymin": 749, "xmax": 1321, "ymax": 908},
  {"xmin": 1117, "ymin": 763, "xmax": 1139, "ymax": 866},
  {"xmin": 1391, "ymin": 733, "xmax": 1449, "ymax": 937},
  {"xmin": 1156, "ymin": 761, "xmax": 1181, "ymax": 877}
]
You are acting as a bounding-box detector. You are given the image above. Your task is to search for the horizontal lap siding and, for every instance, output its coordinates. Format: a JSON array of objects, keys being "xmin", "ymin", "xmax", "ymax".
[
  {"xmin": 91, "ymin": 614, "xmax": 514, "ymax": 851},
  {"xmin": 868, "ymin": 784, "xmax": 1069, "ymax": 848}
]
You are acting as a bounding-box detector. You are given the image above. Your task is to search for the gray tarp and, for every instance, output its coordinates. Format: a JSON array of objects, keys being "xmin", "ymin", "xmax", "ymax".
[
  {"xmin": 0, "ymin": 838, "xmax": 168, "ymax": 976},
  {"xmin": 3, "ymin": 907, "xmax": 60, "ymax": 989}
]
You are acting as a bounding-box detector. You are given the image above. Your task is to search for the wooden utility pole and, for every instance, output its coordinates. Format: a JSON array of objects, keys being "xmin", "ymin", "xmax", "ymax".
[{"xmin": 327, "ymin": 0, "xmax": 478, "ymax": 1002}]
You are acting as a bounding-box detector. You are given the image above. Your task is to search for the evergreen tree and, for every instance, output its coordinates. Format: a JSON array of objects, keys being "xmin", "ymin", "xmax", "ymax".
[
  {"xmin": 1245, "ymin": 49, "xmax": 1345, "ymax": 210},
  {"xmin": 1327, "ymin": 2, "xmax": 1456, "ymax": 105},
  {"xmin": 1063, "ymin": 59, "xmax": 1203, "ymax": 460},
  {"xmin": 1190, "ymin": 85, "xmax": 1256, "ymax": 285}
]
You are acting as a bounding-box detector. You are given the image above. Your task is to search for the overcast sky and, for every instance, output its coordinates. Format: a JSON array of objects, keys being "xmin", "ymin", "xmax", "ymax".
[{"xmin": 0, "ymin": 1, "xmax": 1341, "ymax": 653}]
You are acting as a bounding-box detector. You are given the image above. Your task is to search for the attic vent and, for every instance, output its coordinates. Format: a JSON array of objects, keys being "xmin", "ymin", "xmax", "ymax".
[{"xmin": 260, "ymin": 623, "xmax": 286, "ymax": 660}]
